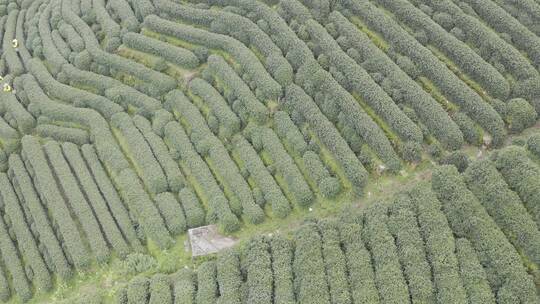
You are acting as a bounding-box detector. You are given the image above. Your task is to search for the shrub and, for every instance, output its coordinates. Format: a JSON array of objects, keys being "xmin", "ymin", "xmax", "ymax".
[
  {"xmin": 452, "ymin": 112, "xmax": 481, "ymax": 145},
  {"xmin": 196, "ymin": 261, "xmax": 218, "ymax": 304},
  {"xmin": 343, "ymin": 0, "xmax": 506, "ymax": 146},
  {"xmin": 401, "ymin": 141, "xmax": 422, "ymax": 163},
  {"xmin": 463, "ymin": 159, "xmax": 540, "ymax": 269},
  {"xmin": 164, "ymin": 122, "xmax": 239, "ymax": 233},
  {"xmin": 408, "ymin": 185, "xmax": 466, "ymax": 304},
  {"xmin": 115, "ymin": 168, "xmax": 172, "ymax": 249},
  {"xmin": 122, "ymin": 253, "xmax": 157, "ymax": 275},
  {"xmin": 166, "ymin": 90, "xmax": 264, "ymax": 224},
  {"xmin": 204, "ymin": 55, "xmax": 269, "ymax": 124},
  {"xmin": 273, "ymin": 111, "xmax": 307, "ymax": 155},
  {"xmin": 133, "ymin": 115, "xmax": 185, "ymax": 192},
  {"xmin": 293, "ymin": 223, "xmax": 331, "ymax": 304},
  {"xmin": 178, "ymin": 188, "xmax": 206, "ymax": 228},
  {"xmin": 505, "ymin": 98, "xmax": 537, "ymax": 133},
  {"xmin": 255, "ymin": 126, "xmax": 313, "ymax": 207},
  {"xmin": 149, "ymin": 274, "xmax": 172, "ymax": 304},
  {"xmin": 526, "ymin": 133, "xmax": 540, "ymax": 158},
  {"xmin": 491, "ymin": 146, "xmax": 540, "ymax": 230},
  {"xmin": 173, "ymin": 269, "xmax": 195, "ymax": 304},
  {"xmin": 432, "ymin": 166, "xmax": 537, "ymax": 303},
  {"xmin": 21, "ymin": 136, "xmax": 90, "ymax": 270},
  {"xmin": 216, "ymin": 251, "xmax": 242, "ymax": 304},
  {"xmin": 233, "ymin": 135, "xmax": 291, "ymax": 218},
  {"xmin": 155, "ymin": 192, "xmax": 187, "ymax": 235},
  {"xmin": 455, "ymin": 238, "xmax": 496, "ymax": 304},
  {"xmin": 189, "ymin": 78, "xmax": 240, "ymax": 139},
  {"xmin": 127, "ymin": 276, "xmax": 150, "ymax": 304},
  {"xmin": 284, "ymin": 85, "xmax": 367, "ymax": 194},
  {"xmin": 123, "ymin": 32, "xmax": 199, "ymax": 68},
  {"xmin": 0, "ymin": 213, "xmax": 32, "ymax": 302},
  {"xmin": 304, "ymin": 19, "xmax": 423, "ymax": 144},
  {"xmin": 62, "ymin": 144, "xmax": 131, "ymax": 261},
  {"xmin": 318, "ymin": 220, "xmax": 352, "ymax": 304},
  {"xmin": 338, "ymin": 223, "xmax": 380, "ymax": 303},
  {"xmin": 0, "ymin": 173, "xmax": 52, "ymax": 292},
  {"xmin": 439, "ymin": 151, "xmax": 469, "ymax": 173},
  {"xmin": 269, "ymin": 237, "xmax": 295, "ymax": 304},
  {"xmin": 81, "ymin": 144, "xmax": 143, "ymax": 252},
  {"xmin": 7, "ymin": 154, "xmax": 73, "ymax": 280},
  {"xmin": 363, "ymin": 203, "xmax": 411, "ymax": 304},
  {"xmin": 35, "ymin": 124, "xmax": 89, "ymax": 145},
  {"xmin": 387, "ymin": 194, "xmax": 436, "ymax": 303},
  {"xmin": 112, "ymin": 112, "xmax": 168, "ymax": 195},
  {"xmin": 44, "ymin": 141, "xmax": 110, "ymax": 264}
]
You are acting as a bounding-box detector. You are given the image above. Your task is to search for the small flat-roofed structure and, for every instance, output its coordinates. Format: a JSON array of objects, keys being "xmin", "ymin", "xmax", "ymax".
[{"xmin": 188, "ymin": 225, "xmax": 237, "ymax": 257}]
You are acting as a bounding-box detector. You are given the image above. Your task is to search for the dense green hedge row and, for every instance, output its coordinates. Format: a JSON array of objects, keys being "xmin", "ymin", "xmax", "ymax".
[
  {"xmin": 491, "ymin": 146, "xmax": 540, "ymax": 231},
  {"xmin": 122, "ymin": 32, "xmax": 199, "ymax": 69},
  {"xmin": 413, "ymin": 0, "xmax": 540, "ymax": 104},
  {"xmin": 43, "ymin": 140, "xmax": 111, "ymax": 263},
  {"xmin": 132, "ymin": 115, "xmax": 185, "ymax": 192},
  {"xmin": 144, "ymin": 14, "xmax": 282, "ymax": 101},
  {"xmin": 21, "ymin": 135, "xmax": 91, "ymax": 269},
  {"xmin": 115, "ymin": 167, "xmax": 172, "ymax": 249},
  {"xmin": 375, "ymin": 0, "xmax": 510, "ymax": 100},
  {"xmin": 189, "ymin": 78, "xmax": 241, "ymax": 139},
  {"xmin": 204, "ymin": 54, "xmax": 269, "ymax": 124},
  {"xmin": 232, "ymin": 135, "xmax": 291, "ymax": 218},
  {"xmin": 432, "ymin": 166, "xmax": 537, "ymax": 303},
  {"xmin": 80, "ymin": 144, "xmax": 144, "ymax": 252},
  {"xmin": 329, "ymin": 11, "xmax": 463, "ymax": 150},
  {"xmin": 250, "ymin": 125, "xmax": 313, "ymax": 207},
  {"xmin": 164, "ymin": 121, "xmax": 239, "ymax": 232},
  {"xmin": 7, "ymin": 154, "xmax": 73, "ymax": 280},
  {"xmin": 111, "ymin": 112, "xmax": 168, "ymax": 195},
  {"xmin": 165, "ymin": 90, "xmax": 264, "ymax": 224},
  {"xmin": 0, "ymin": 173, "xmax": 52, "ymax": 293},
  {"xmin": 300, "ymin": 16, "xmax": 423, "ymax": 144},
  {"xmin": 283, "ymin": 84, "xmax": 367, "ymax": 194},
  {"xmin": 463, "ymin": 159, "xmax": 540, "ymax": 266},
  {"xmin": 63, "ymin": 142, "xmax": 131, "ymax": 258},
  {"xmin": 343, "ymin": 0, "xmax": 506, "ymax": 146}
]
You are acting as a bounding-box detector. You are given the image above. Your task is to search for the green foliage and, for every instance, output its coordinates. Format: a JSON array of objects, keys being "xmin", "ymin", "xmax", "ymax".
[
  {"xmin": 284, "ymin": 84, "xmax": 367, "ymax": 194},
  {"xmin": 526, "ymin": 133, "xmax": 540, "ymax": 158},
  {"xmin": 439, "ymin": 150, "xmax": 469, "ymax": 173},
  {"xmin": 505, "ymin": 98, "xmax": 537, "ymax": 133},
  {"xmin": 155, "ymin": 192, "xmax": 187, "ymax": 235},
  {"xmin": 122, "ymin": 253, "xmax": 158, "ymax": 275},
  {"xmin": 363, "ymin": 203, "xmax": 410, "ymax": 304},
  {"xmin": 196, "ymin": 261, "xmax": 218, "ymax": 304},
  {"xmin": 178, "ymin": 188, "xmax": 206, "ymax": 228},
  {"xmin": 44, "ymin": 140, "xmax": 110, "ymax": 264},
  {"xmin": 455, "ymin": 238, "xmax": 496, "ymax": 304},
  {"xmin": 338, "ymin": 222, "xmax": 380, "ymax": 303},
  {"xmin": 164, "ymin": 121, "xmax": 239, "ymax": 233},
  {"xmin": 245, "ymin": 237, "xmax": 273, "ymax": 304},
  {"xmin": 293, "ymin": 223, "xmax": 330, "ymax": 304},
  {"xmin": 387, "ymin": 194, "xmax": 436, "ymax": 303},
  {"xmin": 216, "ymin": 250, "xmax": 242, "ymax": 304},
  {"xmin": 269, "ymin": 237, "xmax": 295, "ymax": 304},
  {"xmin": 491, "ymin": 146, "xmax": 540, "ymax": 233},
  {"xmin": 233, "ymin": 135, "xmax": 291, "ymax": 218},
  {"xmin": 127, "ymin": 276, "xmax": 150, "ymax": 304},
  {"xmin": 149, "ymin": 274, "xmax": 173, "ymax": 304},
  {"xmin": 21, "ymin": 136, "xmax": 91, "ymax": 269},
  {"xmin": 432, "ymin": 166, "xmax": 537, "ymax": 303},
  {"xmin": 318, "ymin": 220, "xmax": 351, "ymax": 304},
  {"xmin": 464, "ymin": 159, "xmax": 540, "ymax": 266}
]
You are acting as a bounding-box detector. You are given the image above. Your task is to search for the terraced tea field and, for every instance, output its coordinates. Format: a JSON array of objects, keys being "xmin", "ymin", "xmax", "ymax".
[{"xmin": 0, "ymin": 0, "xmax": 539, "ymax": 302}]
